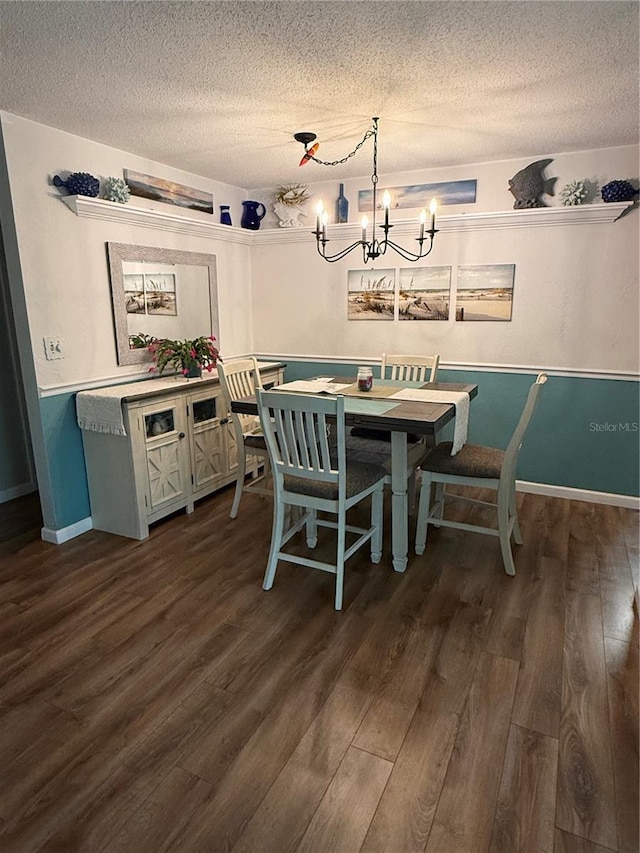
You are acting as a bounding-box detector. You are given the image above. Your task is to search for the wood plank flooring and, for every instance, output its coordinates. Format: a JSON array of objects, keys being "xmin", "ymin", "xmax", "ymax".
[{"xmin": 0, "ymin": 487, "xmax": 637, "ymax": 853}]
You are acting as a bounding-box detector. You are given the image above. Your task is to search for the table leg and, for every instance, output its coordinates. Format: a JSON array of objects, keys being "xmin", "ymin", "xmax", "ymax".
[{"xmin": 391, "ymin": 430, "xmax": 408, "ymax": 572}]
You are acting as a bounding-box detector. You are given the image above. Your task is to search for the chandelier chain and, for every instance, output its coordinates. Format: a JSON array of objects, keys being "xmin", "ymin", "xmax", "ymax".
[{"xmin": 305, "ymin": 123, "xmax": 377, "ymax": 167}]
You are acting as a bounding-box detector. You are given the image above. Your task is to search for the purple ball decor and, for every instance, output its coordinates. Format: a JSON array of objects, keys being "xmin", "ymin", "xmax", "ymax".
[
  {"xmin": 601, "ymin": 180, "xmax": 639, "ymax": 203},
  {"xmin": 53, "ymin": 172, "xmax": 100, "ymax": 197}
]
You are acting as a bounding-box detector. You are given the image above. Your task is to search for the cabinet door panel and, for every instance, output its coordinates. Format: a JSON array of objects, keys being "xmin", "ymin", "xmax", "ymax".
[
  {"xmin": 192, "ymin": 423, "xmax": 226, "ymax": 490},
  {"xmin": 146, "ymin": 436, "xmax": 189, "ymax": 509}
]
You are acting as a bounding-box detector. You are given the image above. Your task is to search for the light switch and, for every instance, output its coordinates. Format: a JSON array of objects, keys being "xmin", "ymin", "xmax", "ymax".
[{"xmin": 43, "ymin": 336, "xmax": 64, "ymax": 360}]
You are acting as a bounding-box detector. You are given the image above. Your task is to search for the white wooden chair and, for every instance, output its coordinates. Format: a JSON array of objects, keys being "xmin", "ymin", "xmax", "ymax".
[
  {"xmin": 257, "ymin": 389, "xmax": 386, "ymax": 610},
  {"xmin": 381, "ymin": 352, "xmax": 440, "ymax": 383},
  {"xmin": 217, "ymin": 357, "xmax": 271, "ymax": 519},
  {"xmin": 415, "ymin": 373, "xmax": 547, "ymax": 575}
]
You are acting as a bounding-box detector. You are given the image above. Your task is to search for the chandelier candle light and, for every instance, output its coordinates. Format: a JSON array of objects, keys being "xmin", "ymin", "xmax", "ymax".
[{"xmin": 295, "ymin": 117, "xmax": 438, "ymax": 263}]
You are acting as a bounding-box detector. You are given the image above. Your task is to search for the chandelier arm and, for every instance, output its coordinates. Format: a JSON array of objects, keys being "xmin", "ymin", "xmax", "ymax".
[
  {"xmin": 316, "ymin": 238, "xmax": 368, "ymax": 263},
  {"xmin": 382, "ymin": 236, "xmax": 437, "ymax": 262}
]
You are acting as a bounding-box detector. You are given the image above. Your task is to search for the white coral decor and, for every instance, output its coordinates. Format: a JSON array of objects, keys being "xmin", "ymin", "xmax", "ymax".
[
  {"xmin": 560, "ymin": 180, "xmax": 587, "ymax": 206},
  {"xmin": 103, "ymin": 176, "xmax": 131, "ymax": 204}
]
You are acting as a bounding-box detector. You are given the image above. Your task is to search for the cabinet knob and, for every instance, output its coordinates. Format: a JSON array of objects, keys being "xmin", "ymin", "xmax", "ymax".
[{"xmin": 179, "ymin": 432, "xmax": 186, "ymax": 439}]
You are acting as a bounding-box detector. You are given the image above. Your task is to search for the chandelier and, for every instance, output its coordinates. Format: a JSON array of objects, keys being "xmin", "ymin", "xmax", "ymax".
[{"xmin": 294, "ymin": 117, "xmax": 438, "ymax": 264}]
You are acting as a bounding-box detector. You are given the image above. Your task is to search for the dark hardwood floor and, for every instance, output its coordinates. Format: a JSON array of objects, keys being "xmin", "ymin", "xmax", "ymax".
[{"xmin": 0, "ymin": 486, "xmax": 637, "ymax": 853}]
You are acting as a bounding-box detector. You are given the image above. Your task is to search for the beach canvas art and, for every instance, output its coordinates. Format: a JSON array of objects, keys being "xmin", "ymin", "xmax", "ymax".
[
  {"xmin": 348, "ymin": 269, "xmax": 395, "ymax": 320},
  {"xmin": 359, "ymin": 179, "xmax": 476, "ymax": 212},
  {"xmin": 124, "ymin": 169, "xmax": 214, "ymax": 214},
  {"xmin": 398, "ymin": 266, "xmax": 452, "ymax": 320},
  {"xmin": 124, "ymin": 273, "xmax": 177, "ymax": 316},
  {"xmin": 455, "ymin": 264, "xmax": 515, "ymax": 321}
]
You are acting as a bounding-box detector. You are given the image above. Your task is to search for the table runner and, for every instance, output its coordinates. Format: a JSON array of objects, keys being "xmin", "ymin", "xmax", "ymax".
[{"xmin": 388, "ymin": 388, "xmax": 470, "ymax": 454}]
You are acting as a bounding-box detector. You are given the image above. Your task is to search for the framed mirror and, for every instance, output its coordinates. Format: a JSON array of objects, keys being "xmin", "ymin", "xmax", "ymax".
[{"xmin": 107, "ymin": 243, "xmax": 219, "ymax": 366}]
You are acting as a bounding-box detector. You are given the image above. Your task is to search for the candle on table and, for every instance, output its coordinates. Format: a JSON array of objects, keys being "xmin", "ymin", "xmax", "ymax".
[{"xmin": 315, "ymin": 200, "xmax": 324, "ymax": 234}]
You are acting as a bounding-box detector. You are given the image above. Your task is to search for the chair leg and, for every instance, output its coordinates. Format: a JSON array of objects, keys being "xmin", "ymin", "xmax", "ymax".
[
  {"xmin": 334, "ymin": 513, "xmax": 346, "ymax": 610},
  {"xmin": 306, "ymin": 509, "xmax": 318, "ymax": 548},
  {"xmin": 230, "ymin": 447, "xmax": 248, "ymax": 519},
  {"xmin": 497, "ymin": 488, "xmax": 516, "ymax": 576},
  {"xmin": 432, "ymin": 482, "xmax": 445, "ymax": 525},
  {"xmin": 371, "ymin": 488, "xmax": 383, "ymax": 563},
  {"xmin": 509, "ymin": 479, "xmax": 523, "ymax": 544},
  {"xmin": 415, "ymin": 472, "xmax": 433, "ymax": 555},
  {"xmin": 263, "ymin": 498, "xmax": 285, "ymax": 591}
]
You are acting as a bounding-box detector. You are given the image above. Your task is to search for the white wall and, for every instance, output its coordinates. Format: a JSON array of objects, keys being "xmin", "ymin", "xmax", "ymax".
[
  {"xmin": 0, "ymin": 112, "xmax": 255, "ymax": 392},
  {"xmin": 250, "ymin": 146, "xmax": 639, "ymax": 374}
]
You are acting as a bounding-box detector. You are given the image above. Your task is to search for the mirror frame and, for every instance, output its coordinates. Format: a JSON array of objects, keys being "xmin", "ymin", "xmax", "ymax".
[{"xmin": 107, "ymin": 242, "xmax": 219, "ymax": 366}]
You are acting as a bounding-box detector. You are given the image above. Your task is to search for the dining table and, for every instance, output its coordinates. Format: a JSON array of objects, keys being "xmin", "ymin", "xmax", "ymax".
[{"xmin": 231, "ymin": 375, "xmax": 478, "ymax": 573}]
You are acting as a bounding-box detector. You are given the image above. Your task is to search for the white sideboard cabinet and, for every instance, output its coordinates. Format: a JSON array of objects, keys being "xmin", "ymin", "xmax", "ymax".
[{"xmin": 79, "ymin": 362, "xmax": 284, "ymax": 540}]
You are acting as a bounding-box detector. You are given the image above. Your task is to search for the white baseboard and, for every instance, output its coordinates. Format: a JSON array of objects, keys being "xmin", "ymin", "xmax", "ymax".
[
  {"xmin": 41, "ymin": 516, "xmax": 93, "ymax": 544},
  {"xmin": 516, "ymin": 480, "xmax": 640, "ymax": 510},
  {"xmin": 0, "ymin": 481, "xmax": 37, "ymax": 503}
]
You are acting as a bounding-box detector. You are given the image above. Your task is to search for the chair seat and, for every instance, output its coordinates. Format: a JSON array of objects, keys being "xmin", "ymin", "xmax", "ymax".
[
  {"xmin": 421, "ymin": 442, "xmax": 504, "ymax": 479},
  {"xmin": 345, "ymin": 435, "xmax": 428, "ymax": 476},
  {"xmin": 284, "ymin": 459, "xmax": 387, "ymax": 500},
  {"xmin": 244, "ymin": 432, "xmax": 267, "ymax": 450}
]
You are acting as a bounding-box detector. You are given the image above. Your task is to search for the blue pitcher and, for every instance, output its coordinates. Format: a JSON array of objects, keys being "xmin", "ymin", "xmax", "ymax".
[{"xmin": 241, "ymin": 200, "xmax": 266, "ymax": 230}]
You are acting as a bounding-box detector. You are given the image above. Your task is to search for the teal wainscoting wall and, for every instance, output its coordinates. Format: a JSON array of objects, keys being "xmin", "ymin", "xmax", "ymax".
[
  {"xmin": 39, "ymin": 392, "xmax": 91, "ymax": 530},
  {"xmin": 39, "ymin": 363, "xmax": 638, "ymax": 535},
  {"xmin": 282, "ymin": 360, "xmax": 640, "ymax": 498}
]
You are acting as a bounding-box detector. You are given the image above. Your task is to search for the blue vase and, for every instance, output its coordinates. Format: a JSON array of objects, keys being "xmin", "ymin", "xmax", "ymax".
[
  {"xmin": 241, "ymin": 200, "xmax": 266, "ymax": 230},
  {"xmin": 336, "ymin": 183, "xmax": 349, "ymax": 223},
  {"xmin": 220, "ymin": 205, "xmax": 232, "ymax": 225}
]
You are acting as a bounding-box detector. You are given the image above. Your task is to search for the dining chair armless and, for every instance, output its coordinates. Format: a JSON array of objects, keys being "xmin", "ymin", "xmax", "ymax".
[
  {"xmin": 415, "ymin": 373, "xmax": 548, "ymax": 575},
  {"xmin": 257, "ymin": 389, "xmax": 387, "ymax": 610},
  {"xmin": 381, "ymin": 352, "xmax": 440, "ymax": 383},
  {"xmin": 217, "ymin": 357, "xmax": 271, "ymax": 519}
]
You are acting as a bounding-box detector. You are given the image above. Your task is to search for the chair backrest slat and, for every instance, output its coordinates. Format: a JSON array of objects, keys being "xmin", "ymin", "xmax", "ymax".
[
  {"xmin": 381, "ymin": 353, "xmax": 440, "ymax": 383},
  {"xmin": 258, "ymin": 390, "xmax": 344, "ymax": 494},
  {"xmin": 502, "ymin": 373, "xmax": 548, "ymax": 481},
  {"xmin": 218, "ymin": 357, "xmax": 266, "ymax": 440}
]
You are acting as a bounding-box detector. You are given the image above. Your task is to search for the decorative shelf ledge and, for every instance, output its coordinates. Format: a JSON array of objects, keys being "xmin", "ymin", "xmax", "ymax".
[
  {"xmin": 61, "ymin": 195, "xmax": 250, "ymax": 242},
  {"xmin": 62, "ymin": 195, "xmax": 631, "ymax": 243}
]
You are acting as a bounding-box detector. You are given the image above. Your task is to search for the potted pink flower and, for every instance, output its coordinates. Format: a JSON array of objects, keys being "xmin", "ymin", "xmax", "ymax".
[{"xmin": 148, "ymin": 335, "xmax": 220, "ymax": 378}]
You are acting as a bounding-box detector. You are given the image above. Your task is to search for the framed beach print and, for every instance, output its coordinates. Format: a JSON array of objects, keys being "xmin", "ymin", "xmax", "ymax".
[
  {"xmin": 398, "ymin": 266, "xmax": 452, "ymax": 320},
  {"xmin": 144, "ymin": 273, "xmax": 177, "ymax": 316},
  {"xmin": 123, "ymin": 273, "xmax": 145, "ymax": 315},
  {"xmin": 455, "ymin": 264, "xmax": 515, "ymax": 321},
  {"xmin": 347, "ymin": 268, "xmax": 395, "ymax": 320}
]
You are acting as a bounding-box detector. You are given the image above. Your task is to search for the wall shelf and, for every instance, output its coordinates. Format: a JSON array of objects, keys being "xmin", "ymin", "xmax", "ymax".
[{"xmin": 62, "ymin": 195, "xmax": 631, "ymax": 243}]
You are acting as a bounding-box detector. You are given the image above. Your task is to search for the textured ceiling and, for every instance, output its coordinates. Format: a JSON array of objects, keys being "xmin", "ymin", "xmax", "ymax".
[{"xmin": 0, "ymin": 1, "xmax": 638, "ymax": 188}]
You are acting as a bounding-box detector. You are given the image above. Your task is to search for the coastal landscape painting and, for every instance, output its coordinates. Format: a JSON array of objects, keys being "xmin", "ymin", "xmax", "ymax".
[
  {"xmin": 398, "ymin": 266, "xmax": 452, "ymax": 320},
  {"xmin": 348, "ymin": 269, "xmax": 395, "ymax": 320},
  {"xmin": 124, "ymin": 169, "xmax": 214, "ymax": 214},
  {"xmin": 359, "ymin": 179, "xmax": 476, "ymax": 212},
  {"xmin": 455, "ymin": 264, "xmax": 515, "ymax": 321},
  {"xmin": 124, "ymin": 272, "xmax": 177, "ymax": 316}
]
